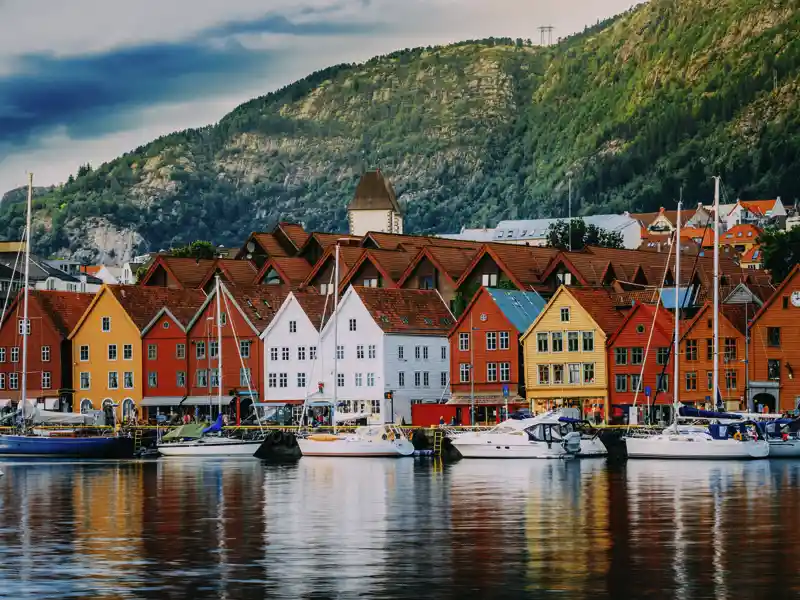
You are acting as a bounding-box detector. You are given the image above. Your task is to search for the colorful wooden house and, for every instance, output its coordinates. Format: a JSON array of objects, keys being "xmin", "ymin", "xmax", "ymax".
[{"xmin": 521, "ymin": 286, "xmax": 625, "ymax": 422}]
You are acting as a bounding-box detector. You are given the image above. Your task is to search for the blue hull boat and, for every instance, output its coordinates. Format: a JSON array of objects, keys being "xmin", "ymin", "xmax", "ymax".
[{"xmin": 0, "ymin": 434, "xmax": 135, "ymax": 458}]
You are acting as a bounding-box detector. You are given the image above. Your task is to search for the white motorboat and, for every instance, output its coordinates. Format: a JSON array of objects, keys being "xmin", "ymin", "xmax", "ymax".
[
  {"xmin": 625, "ymin": 427, "xmax": 769, "ymax": 459},
  {"xmin": 297, "ymin": 425, "xmax": 414, "ymax": 457},
  {"xmin": 157, "ymin": 435, "xmax": 263, "ymax": 457},
  {"xmin": 451, "ymin": 412, "xmax": 583, "ymax": 459}
]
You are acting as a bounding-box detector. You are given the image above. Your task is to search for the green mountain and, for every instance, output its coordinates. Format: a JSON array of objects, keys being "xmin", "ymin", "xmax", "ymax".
[{"xmin": 2, "ymin": 0, "xmax": 799, "ymax": 261}]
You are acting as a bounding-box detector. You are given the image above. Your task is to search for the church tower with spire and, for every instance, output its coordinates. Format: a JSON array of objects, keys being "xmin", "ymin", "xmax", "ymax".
[{"xmin": 347, "ymin": 170, "xmax": 403, "ymax": 236}]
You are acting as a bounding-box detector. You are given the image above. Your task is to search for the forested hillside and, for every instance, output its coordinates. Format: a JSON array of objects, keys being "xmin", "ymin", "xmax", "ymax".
[{"xmin": 2, "ymin": 0, "xmax": 799, "ymax": 261}]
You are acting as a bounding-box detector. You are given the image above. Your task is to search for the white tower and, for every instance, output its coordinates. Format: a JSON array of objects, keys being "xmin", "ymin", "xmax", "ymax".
[{"xmin": 347, "ymin": 170, "xmax": 403, "ymax": 236}]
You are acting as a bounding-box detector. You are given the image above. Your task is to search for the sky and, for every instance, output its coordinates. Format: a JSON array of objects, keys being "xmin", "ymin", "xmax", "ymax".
[{"xmin": 0, "ymin": 0, "xmax": 638, "ymax": 195}]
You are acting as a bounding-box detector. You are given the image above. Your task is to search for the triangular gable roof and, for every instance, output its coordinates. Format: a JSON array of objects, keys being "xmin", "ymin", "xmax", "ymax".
[
  {"xmin": 339, "ymin": 249, "xmax": 414, "ymax": 289},
  {"xmin": 139, "ymin": 255, "xmax": 216, "ymax": 289},
  {"xmin": 349, "ymin": 286, "xmax": 454, "ymax": 335},
  {"xmin": 347, "ymin": 170, "xmax": 402, "ymax": 213},
  {"xmin": 188, "ymin": 284, "xmax": 294, "ymax": 336},
  {"xmin": 485, "ymin": 288, "xmax": 547, "ymax": 334},
  {"xmin": 606, "ymin": 301, "xmax": 674, "ymax": 348},
  {"xmin": 521, "ymin": 285, "xmax": 624, "ymax": 342},
  {"xmin": 679, "ymin": 301, "xmax": 747, "ymax": 341},
  {"xmin": 750, "ymin": 263, "xmax": 800, "ymax": 326},
  {"xmin": 538, "ymin": 252, "xmax": 592, "ymax": 286},
  {"xmin": 274, "ymin": 222, "xmax": 310, "ymax": 252},
  {"xmin": 298, "ymin": 232, "xmax": 362, "ymax": 258},
  {"xmin": 254, "ymin": 257, "xmax": 313, "ymax": 286},
  {"xmin": 260, "ymin": 291, "xmax": 333, "ymax": 339},
  {"xmin": 197, "ymin": 259, "xmax": 257, "ymax": 290},
  {"xmin": 396, "ymin": 246, "xmax": 479, "ymax": 287},
  {"xmin": 140, "ymin": 289, "xmax": 207, "ymax": 335},
  {"xmin": 301, "ymin": 245, "xmax": 365, "ymax": 287},
  {"xmin": 0, "ymin": 290, "xmax": 95, "ymax": 339},
  {"xmin": 455, "ymin": 244, "xmax": 559, "ymax": 290},
  {"xmin": 236, "ymin": 231, "xmax": 292, "ymax": 260}
]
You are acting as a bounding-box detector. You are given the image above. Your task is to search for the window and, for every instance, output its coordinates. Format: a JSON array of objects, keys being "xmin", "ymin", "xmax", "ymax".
[
  {"xmin": 108, "ymin": 371, "xmax": 119, "ymax": 389},
  {"xmin": 552, "ymin": 364, "xmax": 564, "ymax": 385},
  {"xmin": 582, "ymin": 332, "xmax": 594, "ymax": 352},
  {"xmin": 560, "ymin": 307, "xmax": 570, "ymax": 322},
  {"xmin": 364, "ymin": 344, "xmax": 374, "ymax": 359},
  {"xmin": 486, "ymin": 332, "xmax": 497, "ymax": 351},
  {"xmin": 108, "ymin": 344, "xmax": 118, "ymax": 361},
  {"xmin": 538, "ymin": 364, "xmax": 550, "ymax": 385},
  {"xmin": 656, "ymin": 374, "xmax": 669, "ymax": 392},
  {"xmin": 310, "ymin": 346, "xmax": 317, "ymax": 360},
  {"xmin": 270, "ymin": 347, "xmax": 278, "ymax": 361},
  {"xmin": 279, "ymin": 373, "xmax": 288, "ymax": 388},
  {"xmin": 239, "ymin": 340, "xmax": 251, "ymax": 359},
  {"xmin": 631, "ymin": 374, "xmax": 642, "ymax": 392},
  {"xmin": 176, "ymin": 344, "xmax": 185, "ymax": 359},
  {"xmin": 80, "ymin": 372, "xmax": 90, "ymax": 390},
  {"xmin": 415, "ymin": 346, "xmax": 421, "ymax": 360},
  {"xmin": 537, "ymin": 333, "xmax": 548, "ymax": 353},
  {"xmin": 297, "ymin": 372, "xmax": 306, "ymax": 388},
  {"xmin": 495, "ymin": 331, "xmax": 509, "ymax": 350},
  {"xmin": 567, "ymin": 332, "xmax": 579, "ymax": 352},
  {"xmin": 422, "ymin": 346, "xmax": 429, "ymax": 361},
  {"xmin": 210, "ymin": 369, "xmax": 219, "ymax": 388},
  {"xmin": 631, "ymin": 347, "xmax": 643, "ymax": 365},
  {"xmin": 399, "ymin": 372, "xmax": 405, "ymax": 387},
  {"xmin": 656, "ymin": 347, "xmax": 669, "ymax": 366},
  {"xmin": 357, "ymin": 345, "xmax": 365, "ymax": 359},
  {"xmin": 583, "ymin": 363, "xmax": 595, "ymax": 384},
  {"xmin": 459, "ymin": 333, "xmax": 469, "ymax": 351},
  {"xmin": 268, "ymin": 373, "xmax": 277, "ymax": 388},
  {"xmin": 147, "ymin": 344, "xmax": 157, "ymax": 360},
  {"xmin": 122, "ymin": 344, "xmax": 132, "ymax": 360},
  {"xmin": 162, "ymin": 321, "xmax": 170, "ymax": 330},
  {"xmin": 568, "ymin": 363, "xmax": 580, "ymax": 385},
  {"xmin": 0, "ymin": 373, "xmax": 4, "ymax": 389},
  {"xmin": 9, "ymin": 373, "xmax": 18, "ymax": 389},
  {"xmin": 422, "ymin": 372, "xmax": 429, "ymax": 387},
  {"xmin": 337, "ymin": 373, "xmax": 344, "ymax": 387},
  {"xmin": 240, "ymin": 368, "xmax": 251, "ymax": 387},
  {"xmin": 500, "ymin": 362, "xmax": 510, "ymax": 382},
  {"xmin": 783, "ymin": 297, "xmax": 789, "ymax": 309},
  {"xmin": 482, "ymin": 273, "xmax": 498, "ymax": 287},
  {"xmin": 364, "ymin": 278, "xmax": 379, "ymax": 288},
  {"xmin": 440, "ymin": 372, "xmax": 448, "ymax": 387},
  {"xmin": 725, "ymin": 369, "xmax": 737, "ymax": 390},
  {"xmin": 414, "ymin": 372, "xmax": 421, "ymax": 387},
  {"xmin": 459, "ymin": 363, "xmax": 470, "ymax": 383},
  {"xmin": 148, "ymin": 372, "xmax": 157, "ymax": 388},
  {"xmin": 349, "ymin": 318, "xmax": 357, "ymax": 331},
  {"xmin": 724, "ymin": 338, "xmax": 737, "ymax": 361},
  {"xmin": 685, "ymin": 372, "xmax": 697, "ymax": 391},
  {"xmin": 336, "ymin": 346, "xmax": 344, "ymax": 360},
  {"xmin": 615, "ymin": 348, "xmax": 627, "ymax": 365},
  {"xmin": 706, "ymin": 339, "xmax": 713, "ymax": 361},
  {"xmin": 0, "ymin": 348, "xmax": 5, "ymax": 362},
  {"xmin": 551, "ymin": 332, "xmax": 563, "ymax": 352},
  {"xmin": 41, "ymin": 346, "xmax": 50, "ymax": 362},
  {"xmin": 177, "ymin": 371, "xmax": 186, "ymax": 387},
  {"xmin": 355, "ymin": 373, "xmax": 363, "ymax": 387},
  {"xmin": 398, "ymin": 346, "xmax": 405, "ymax": 360},
  {"xmin": 685, "ymin": 340, "xmax": 698, "ymax": 361},
  {"xmin": 41, "ymin": 371, "xmax": 51, "ymax": 389},
  {"xmin": 767, "ymin": 327, "xmax": 781, "ymax": 348},
  {"xmin": 289, "ymin": 320, "xmax": 297, "ymax": 333},
  {"xmin": 707, "ymin": 371, "xmax": 713, "ymax": 391},
  {"xmin": 768, "ymin": 359, "xmax": 781, "ymax": 380},
  {"xmin": 196, "ymin": 369, "xmax": 208, "ymax": 387},
  {"xmin": 487, "ymin": 363, "xmax": 497, "ymax": 382},
  {"xmin": 124, "ymin": 371, "xmax": 134, "ymax": 389},
  {"xmin": 10, "ymin": 347, "xmax": 18, "ymax": 363},
  {"xmin": 210, "ymin": 341, "xmax": 219, "ymax": 358},
  {"xmin": 615, "ymin": 374, "xmax": 628, "ymax": 392},
  {"xmin": 441, "ymin": 346, "xmax": 447, "ymax": 360},
  {"xmin": 297, "ymin": 346, "xmax": 306, "ymax": 361},
  {"xmin": 102, "ymin": 317, "xmax": 111, "ymax": 332},
  {"xmin": 282, "ymin": 347, "xmax": 290, "ymax": 361},
  {"xmin": 18, "ymin": 318, "xmax": 30, "ymax": 335},
  {"xmin": 196, "ymin": 341, "xmax": 206, "ymax": 359}
]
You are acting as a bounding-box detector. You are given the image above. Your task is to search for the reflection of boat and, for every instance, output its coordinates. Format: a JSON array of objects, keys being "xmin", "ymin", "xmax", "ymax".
[
  {"xmin": 157, "ymin": 415, "xmax": 262, "ymax": 457},
  {"xmin": 450, "ymin": 412, "xmax": 583, "ymax": 459},
  {"xmin": 297, "ymin": 425, "xmax": 414, "ymax": 457}
]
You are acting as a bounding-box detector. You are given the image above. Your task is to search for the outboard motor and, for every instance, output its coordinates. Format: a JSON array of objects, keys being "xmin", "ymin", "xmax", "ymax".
[{"xmin": 562, "ymin": 431, "xmax": 582, "ymax": 455}]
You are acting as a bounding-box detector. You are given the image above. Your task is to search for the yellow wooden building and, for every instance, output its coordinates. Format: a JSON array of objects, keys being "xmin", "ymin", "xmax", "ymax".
[{"xmin": 520, "ymin": 286, "xmax": 625, "ymax": 421}]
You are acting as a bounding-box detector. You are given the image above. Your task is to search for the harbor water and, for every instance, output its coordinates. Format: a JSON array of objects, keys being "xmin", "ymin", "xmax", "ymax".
[{"xmin": 1, "ymin": 457, "xmax": 799, "ymax": 599}]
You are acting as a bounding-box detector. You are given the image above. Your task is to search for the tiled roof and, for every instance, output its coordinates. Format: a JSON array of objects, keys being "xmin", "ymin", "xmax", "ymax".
[
  {"xmin": 608, "ymin": 302, "xmax": 674, "ymax": 347},
  {"xmin": 353, "ymin": 287, "xmax": 453, "ymax": 335},
  {"xmin": 142, "ymin": 256, "xmax": 216, "ymax": 289},
  {"xmin": 276, "ymin": 223, "xmax": 311, "ymax": 250},
  {"xmin": 364, "ymin": 231, "xmax": 483, "ymax": 252},
  {"xmin": 252, "ymin": 232, "xmax": 291, "ymax": 257},
  {"xmin": 214, "ymin": 259, "xmax": 258, "ymax": 286},
  {"xmin": 740, "ymin": 199, "xmax": 778, "ymax": 215},
  {"xmin": 293, "ymin": 291, "xmax": 334, "ymax": 331},
  {"xmin": 740, "ymin": 245, "xmax": 762, "ymax": 263},
  {"xmin": 567, "ymin": 287, "xmax": 627, "ymax": 335},
  {"xmin": 680, "ymin": 227, "xmax": 714, "ymax": 246},
  {"xmin": 302, "ymin": 245, "xmax": 365, "ymax": 286},
  {"xmin": 3, "ymin": 291, "xmax": 97, "ymax": 338},
  {"xmin": 222, "ymin": 285, "xmax": 294, "ymax": 333},
  {"xmin": 108, "ymin": 286, "xmax": 206, "ymax": 331},
  {"xmin": 720, "ymin": 224, "xmax": 762, "ymax": 244},
  {"xmin": 309, "ymin": 232, "xmax": 362, "ymax": 250},
  {"xmin": 257, "ymin": 257, "xmax": 313, "ymax": 285},
  {"xmin": 721, "ymin": 304, "xmax": 749, "ymax": 335},
  {"xmin": 478, "ymin": 244, "xmax": 560, "ymax": 288},
  {"xmin": 347, "ymin": 170, "xmax": 402, "ymax": 212},
  {"xmin": 343, "ymin": 249, "xmax": 415, "ymax": 287},
  {"xmin": 486, "ymin": 288, "xmax": 547, "ymax": 334}
]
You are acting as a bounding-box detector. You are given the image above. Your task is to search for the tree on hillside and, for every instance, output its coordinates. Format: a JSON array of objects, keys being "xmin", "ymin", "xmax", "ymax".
[
  {"xmin": 171, "ymin": 240, "xmax": 217, "ymax": 260},
  {"xmin": 758, "ymin": 228, "xmax": 800, "ymax": 283},
  {"xmin": 545, "ymin": 218, "xmax": 624, "ymax": 251}
]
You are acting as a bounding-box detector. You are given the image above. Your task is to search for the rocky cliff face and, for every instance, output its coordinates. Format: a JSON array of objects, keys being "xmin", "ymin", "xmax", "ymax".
[{"xmin": 2, "ymin": 0, "xmax": 799, "ymax": 261}]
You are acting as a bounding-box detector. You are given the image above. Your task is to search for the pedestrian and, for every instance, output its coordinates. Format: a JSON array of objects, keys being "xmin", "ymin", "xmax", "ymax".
[{"xmin": 439, "ymin": 415, "xmax": 445, "ymax": 426}]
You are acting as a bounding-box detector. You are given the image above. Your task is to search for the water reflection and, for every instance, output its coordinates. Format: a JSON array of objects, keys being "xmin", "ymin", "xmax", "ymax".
[{"xmin": 2, "ymin": 458, "xmax": 800, "ymax": 598}]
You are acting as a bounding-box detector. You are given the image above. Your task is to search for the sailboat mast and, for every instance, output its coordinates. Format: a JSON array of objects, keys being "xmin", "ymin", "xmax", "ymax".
[
  {"xmin": 332, "ymin": 243, "xmax": 340, "ymax": 430},
  {"xmin": 20, "ymin": 173, "xmax": 33, "ymax": 416},
  {"xmin": 713, "ymin": 176, "xmax": 720, "ymax": 410},
  {"xmin": 215, "ymin": 275, "xmax": 223, "ymax": 414},
  {"xmin": 673, "ymin": 201, "xmax": 681, "ymax": 422}
]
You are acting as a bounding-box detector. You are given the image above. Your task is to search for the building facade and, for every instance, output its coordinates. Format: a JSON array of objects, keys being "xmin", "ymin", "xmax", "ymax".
[{"xmin": 347, "ymin": 170, "xmax": 404, "ymax": 237}]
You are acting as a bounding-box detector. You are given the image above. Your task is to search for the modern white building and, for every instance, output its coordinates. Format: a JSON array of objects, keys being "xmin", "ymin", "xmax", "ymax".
[
  {"xmin": 287, "ymin": 286, "xmax": 453, "ymax": 424},
  {"xmin": 709, "ymin": 199, "xmax": 787, "ymax": 230}
]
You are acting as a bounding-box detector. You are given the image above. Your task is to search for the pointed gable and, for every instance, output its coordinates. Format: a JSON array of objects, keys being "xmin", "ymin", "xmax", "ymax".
[
  {"xmin": 485, "ymin": 288, "xmax": 547, "ymax": 334},
  {"xmin": 255, "ymin": 257, "xmax": 313, "ymax": 286},
  {"xmin": 139, "ymin": 255, "xmax": 216, "ymax": 289},
  {"xmin": 348, "ymin": 170, "xmax": 402, "ymax": 213},
  {"xmin": 340, "ymin": 249, "xmax": 415, "ymax": 289}
]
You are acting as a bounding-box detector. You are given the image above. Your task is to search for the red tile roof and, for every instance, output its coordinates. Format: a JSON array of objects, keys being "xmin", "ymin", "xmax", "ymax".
[
  {"xmin": 363, "ymin": 231, "xmax": 483, "ymax": 252},
  {"xmin": 212, "ymin": 259, "xmax": 258, "ymax": 286},
  {"xmin": 302, "ymin": 245, "xmax": 365, "ymax": 287},
  {"xmin": 2, "ymin": 291, "xmax": 98, "ymax": 338},
  {"xmin": 353, "ymin": 287, "xmax": 454, "ymax": 335},
  {"xmin": 108, "ymin": 286, "xmax": 206, "ymax": 331},
  {"xmin": 457, "ymin": 244, "xmax": 560, "ymax": 290},
  {"xmin": 222, "ymin": 285, "xmax": 293, "ymax": 333},
  {"xmin": 256, "ymin": 257, "xmax": 313, "ymax": 285},
  {"xmin": 739, "ymin": 199, "xmax": 779, "ymax": 215},
  {"xmin": 252, "ymin": 233, "xmax": 291, "ymax": 257},
  {"xmin": 293, "ymin": 291, "xmax": 334, "ymax": 331},
  {"xmin": 341, "ymin": 249, "xmax": 415, "ymax": 288},
  {"xmin": 720, "ymin": 224, "xmax": 762, "ymax": 245},
  {"xmin": 140, "ymin": 255, "xmax": 216, "ymax": 289},
  {"xmin": 566, "ymin": 287, "xmax": 627, "ymax": 335},
  {"xmin": 396, "ymin": 246, "xmax": 481, "ymax": 286},
  {"xmin": 276, "ymin": 223, "xmax": 311, "ymax": 251}
]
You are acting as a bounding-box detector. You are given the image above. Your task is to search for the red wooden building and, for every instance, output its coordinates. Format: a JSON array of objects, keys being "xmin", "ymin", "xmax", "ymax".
[
  {"xmin": 0, "ymin": 290, "xmax": 93, "ymax": 411},
  {"xmin": 435, "ymin": 286, "xmax": 546, "ymax": 426},
  {"xmin": 606, "ymin": 302, "xmax": 675, "ymax": 425}
]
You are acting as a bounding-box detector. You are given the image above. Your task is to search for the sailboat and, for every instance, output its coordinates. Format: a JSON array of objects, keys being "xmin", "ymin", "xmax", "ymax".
[
  {"xmin": 157, "ymin": 276, "xmax": 265, "ymax": 457},
  {"xmin": 0, "ymin": 173, "xmax": 135, "ymax": 458},
  {"xmin": 295, "ymin": 242, "xmax": 414, "ymax": 458},
  {"xmin": 624, "ymin": 185, "xmax": 769, "ymax": 459}
]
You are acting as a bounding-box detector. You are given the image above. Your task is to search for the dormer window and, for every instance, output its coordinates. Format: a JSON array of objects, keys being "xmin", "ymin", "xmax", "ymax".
[
  {"xmin": 560, "ymin": 307, "xmax": 570, "ymax": 322},
  {"xmin": 481, "ymin": 273, "xmax": 498, "ymax": 287},
  {"xmin": 102, "ymin": 317, "xmax": 111, "ymax": 332}
]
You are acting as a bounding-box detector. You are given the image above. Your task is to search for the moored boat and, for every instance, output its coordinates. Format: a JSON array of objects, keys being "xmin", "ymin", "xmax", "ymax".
[
  {"xmin": 297, "ymin": 425, "xmax": 414, "ymax": 457},
  {"xmin": 0, "ymin": 433, "xmax": 134, "ymax": 458}
]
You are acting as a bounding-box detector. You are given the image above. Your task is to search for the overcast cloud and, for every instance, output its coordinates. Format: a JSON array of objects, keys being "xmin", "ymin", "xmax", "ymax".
[{"xmin": 0, "ymin": 0, "xmax": 638, "ymax": 193}]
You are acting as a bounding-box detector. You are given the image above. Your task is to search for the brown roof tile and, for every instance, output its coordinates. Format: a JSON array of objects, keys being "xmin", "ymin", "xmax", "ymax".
[
  {"xmin": 293, "ymin": 291, "xmax": 334, "ymax": 331},
  {"xmin": 214, "ymin": 259, "xmax": 258, "ymax": 286},
  {"xmin": 252, "ymin": 233, "xmax": 291, "ymax": 258},
  {"xmin": 276, "ymin": 223, "xmax": 311, "ymax": 250},
  {"xmin": 222, "ymin": 285, "xmax": 293, "ymax": 333},
  {"xmin": 353, "ymin": 287, "xmax": 453, "ymax": 335},
  {"xmin": 263, "ymin": 257, "xmax": 313, "ymax": 285},
  {"xmin": 566, "ymin": 287, "xmax": 627, "ymax": 335},
  {"xmin": 108, "ymin": 286, "xmax": 206, "ymax": 331},
  {"xmin": 347, "ymin": 170, "xmax": 402, "ymax": 212},
  {"xmin": 142, "ymin": 256, "xmax": 216, "ymax": 289},
  {"xmin": 33, "ymin": 291, "xmax": 95, "ymax": 338}
]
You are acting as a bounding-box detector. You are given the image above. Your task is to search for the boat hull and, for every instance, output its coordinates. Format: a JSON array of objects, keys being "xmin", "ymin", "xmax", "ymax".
[
  {"xmin": 767, "ymin": 439, "xmax": 800, "ymax": 458},
  {"xmin": 625, "ymin": 435, "xmax": 769, "ymax": 459},
  {"xmin": 297, "ymin": 437, "xmax": 414, "ymax": 457},
  {"xmin": 578, "ymin": 437, "xmax": 608, "ymax": 457},
  {"xmin": 0, "ymin": 434, "xmax": 135, "ymax": 458},
  {"xmin": 157, "ymin": 439, "xmax": 262, "ymax": 457}
]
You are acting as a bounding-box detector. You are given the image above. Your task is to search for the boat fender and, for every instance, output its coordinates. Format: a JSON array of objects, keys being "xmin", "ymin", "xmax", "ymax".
[
  {"xmin": 387, "ymin": 432, "xmax": 395, "ymax": 441},
  {"xmin": 733, "ymin": 431, "xmax": 742, "ymax": 441},
  {"xmin": 382, "ymin": 434, "xmax": 388, "ymax": 440},
  {"xmin": 407, "ymin": 430, "xmax": 414, "ymax": 441}
]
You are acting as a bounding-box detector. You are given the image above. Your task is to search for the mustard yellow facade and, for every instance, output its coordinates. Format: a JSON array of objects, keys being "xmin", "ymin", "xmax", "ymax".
[
  {"xmin": 68, "ymin": 287, "xmax": 142, "ymax": 420},
  {"xmin": 521, "ymin": 287, "xmax": 609, "ymax": 415}
]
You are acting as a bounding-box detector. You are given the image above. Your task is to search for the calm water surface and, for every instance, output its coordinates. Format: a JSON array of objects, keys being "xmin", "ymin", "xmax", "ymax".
[{"xmin": 0, "ymin": 457, "xmax": 798, "ymax": 599}]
